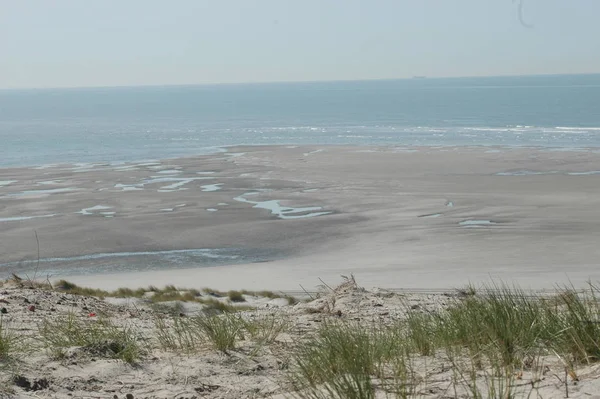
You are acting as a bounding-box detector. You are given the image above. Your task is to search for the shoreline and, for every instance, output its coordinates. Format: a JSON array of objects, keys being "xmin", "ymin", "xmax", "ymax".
[
  {"xmin": 2, "ymin": 142, "xmax": 600, "ymax": 170},
  {"xmin": 2, "ymin": 145, "xmax": 600, "ymax": 291}
]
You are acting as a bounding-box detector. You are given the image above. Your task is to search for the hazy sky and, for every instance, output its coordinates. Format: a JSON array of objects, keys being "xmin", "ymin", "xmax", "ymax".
[{"xmin": 1, "ymin": 0, "xmax": 599, "ymax": 89}]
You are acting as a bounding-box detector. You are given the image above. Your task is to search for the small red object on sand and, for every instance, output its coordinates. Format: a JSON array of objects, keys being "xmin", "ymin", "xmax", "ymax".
[
  {"xmin": 27, "ymin": 305, "xmax": 35, "ymax": 312},
  {"xmin": 89, "ymin": 312, "xmax": 96, "ymax": 317}
]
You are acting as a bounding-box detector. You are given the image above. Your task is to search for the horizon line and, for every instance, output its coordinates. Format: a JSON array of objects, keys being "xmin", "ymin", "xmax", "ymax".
[{"xmin": 1, "ymin": 72, "xmax": 599, "ymax": 92}]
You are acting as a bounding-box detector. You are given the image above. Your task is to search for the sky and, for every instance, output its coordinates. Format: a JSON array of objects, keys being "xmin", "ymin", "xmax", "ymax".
[{"xmin": 0, "ymin": 0, "xmax": 599, "ymax": 89}]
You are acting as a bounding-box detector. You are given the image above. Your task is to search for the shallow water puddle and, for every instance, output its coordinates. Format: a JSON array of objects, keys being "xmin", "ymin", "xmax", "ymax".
[
  {"xmin": 37, "ymin": 180, "xmax": 63, "ymax": 185},
  {"xmin": 496, "ymin": 170, "xmax": 558, "ymax": 176},
  {"xmin": 201, "ymin": 183, "xmax": 223, "ymax": 192},
  {"xmin": 567, "ymin": 171, "xmax": 600, "ymax": 175},
  {"xmin": 392, "ymin": 148, "xmax": 418, "ymax": 153},
  {"xmin": 0, "ymin": 180, "xmax": 17, "ymax": 187},
  {"xmin": 144, "ymin": 176, "xmax": 214, "ymax": 191},
  {"xmin": 302, "ymin": 149, "xmax": 324, "ymax": 157},
  {"xmin": 496, "ymin": 170, "xmax": 600, "ymax": 176},
  {"xmin": 0, "ymin": 247, "xmax": 282, "ymax": 277},
  {"xmin": 158, "ymin": 188, "xmax": 189, "ymax": 193},
  {"xmin": 68, "ymin": 163, "xmax": 107, "ymax": 173},
  {"xmin": 114, "ymin": 183, "xmax": 144, "ymax": 191},
  {"xmin": 112, "ymin": 165, "xmax": 139, "ymax": 171},
  {"xmin": 1, "ymin": 248, "xmax": 241, "ymax": 267},
  {"xmin": 419, "ymin": 213, "xmax": 442, "ymax": 218},
  {"xmin": 234, "ymin": 192, "xmax": 332, "ymax": 220},
  {"xmin": 76, "ymin": 205, "xmax": 113, "ymax": 216},
  {"xmin": 10, "ymin": 188, "xmax": 79, "ymax": 197},
  {"xmin": 31, "ymin": 164, "xmax": 59, "ymax": 170},
  {"xmin": 0, "ymin": 214, "xmax": 57, "ymax": 222},
  {"xmin": 459, "ymin": 219, "xmax": 497, "ymax": 227}
]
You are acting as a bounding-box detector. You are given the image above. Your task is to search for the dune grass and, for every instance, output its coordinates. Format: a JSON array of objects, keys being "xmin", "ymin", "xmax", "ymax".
[
  {"xmin": 150, "ymin": 290, "xmax": 198, "ymax": 303},
  {"xmin": 547, "ymin": 284, "xmax": 600, "ymax": 363},
  {"xmin": 11, "ymin": 274, "xmax": 599, "ymax": 397},
  {"xmin": 154, "ymin": 313, "xmax": 246, "ymax": 354},
  {"xmin": 0, "ymin": 315, "xmax": 30, "ymax": 366},
  {"xmin": 154, "ymin": 315, "xmax": 201, "ymax": 353},
  {"xmin": 194, "ymin": 314, "xmax": 245, "ymax": 353},
  {"xmin": 55, "ymin": 280, "xmax": 253, "ymax": 315},
  {"xmin": 50, "ymin": 280, "xmax": 295, "ymax": 313},
  {"xmin": 149, "ymin": 301, "xmax": 187, "ymax": 317},
  {"xmin": 289, "ymin": 321, "xmax": 395, "ymax": 399},
  {"xmin": 431, "ymin": 284, "xmax": 550, "ymax": 366},
  {"xmin": 11, "ymin": 274, "xmax": 295, "ymax": 304},
  {"xmin": 418, "ymin": 283, "xmax": 600, "ymax": 367},
  {"xmin": 53, "ymin": 279, "xmax": 114, "ymax": 298},
  {"xmin": 155, "ymin": 312, "xmax": 291, "ymax": 355},
  {"xmin": 288, "ymin": 283, "xmax": 600, "ymax": 398},
  {"xmin": 243, "ymin": 314, "xmax": 291, "ymax": 345},
  {"xmin": 240, "ymin": 289, "xmax": 298, "ymax": 305},
  {"xmin": 38, "ymin": 313, "xmax": 143, "ymax": 364},
  {"xmin": 227, "ymin": 290, "xmax": 246, "ymax": 302}
]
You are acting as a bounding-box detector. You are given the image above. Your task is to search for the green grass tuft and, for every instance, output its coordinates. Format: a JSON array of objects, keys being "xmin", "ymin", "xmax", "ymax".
[
  {"xmin": 50, "ymin": 281, "xmax": 296, "ymax": 312},
  {"xmin": 202, "ymin": 288, "xmax": 226, "ymax": 297},
  {"xmin": 39, "ymin": 313, "xmax": 143, "ymax": 364},
  {"xmin": 194, "ymin": 314, "xmax": 244, "ymax": 353},
  {"xmin": 154, "ymin": 315, "xmax": 202, "ymax": 353},
  {"xmin": 243, "ymin": 315, "xmax": 291, "ymax": 344},
  {"xmin": 54, "ymin": 280, "xmax": 110, "ymax": 298},
  {"xmin": 289, "ymin": 321, "xmax": 393, "ymax": 399},
  {"xmin": 227, "ymin": 290, "xmax": 246, "ymax": 303},
  {"xmin": 0, "ymin": 315, "xmax": 30, "ymax": 366}
]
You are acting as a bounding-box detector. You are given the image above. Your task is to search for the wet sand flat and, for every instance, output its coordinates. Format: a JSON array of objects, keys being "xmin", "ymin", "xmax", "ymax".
[{"xmin": 2, "ymin": 146, "xmax": 600, "ymax": 290}]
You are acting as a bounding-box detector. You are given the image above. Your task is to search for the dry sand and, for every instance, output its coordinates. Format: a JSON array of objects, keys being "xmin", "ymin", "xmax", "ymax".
[{"xmin": 1, "ymin": 145, "xmax": 600, "ymax": 291}]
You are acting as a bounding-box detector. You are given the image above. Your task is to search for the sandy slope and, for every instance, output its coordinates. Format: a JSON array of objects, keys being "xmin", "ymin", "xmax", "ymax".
[{"xmin": 1, "ymin": 279, "xmax": 600, "ymax": 398}]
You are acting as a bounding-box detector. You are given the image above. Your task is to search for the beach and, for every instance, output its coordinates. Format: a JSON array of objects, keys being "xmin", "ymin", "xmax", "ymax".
[
  {"xmin": 3, "ymin": 3, "xmax": 600, "ymax": 395},
  {"xmin": 2, "ymin": 145, "xmax": 600, "ymax": 291}
]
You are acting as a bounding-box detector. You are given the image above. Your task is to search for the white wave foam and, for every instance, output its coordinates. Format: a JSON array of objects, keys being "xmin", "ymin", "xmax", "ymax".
[{"xmin": 556, "ymin": 127, "xmax": 600, "ymax": 131}]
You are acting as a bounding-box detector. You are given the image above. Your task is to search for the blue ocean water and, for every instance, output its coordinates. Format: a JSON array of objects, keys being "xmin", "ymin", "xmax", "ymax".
[{"xmin": 1, "ymin": 74, "xmax": 600, "ymax": 167}]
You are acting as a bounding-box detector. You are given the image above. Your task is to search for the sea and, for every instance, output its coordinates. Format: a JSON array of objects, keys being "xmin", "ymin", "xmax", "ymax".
[{"xmin": 1, "ymin": 74, "xmax": 600, "ymax": 168}]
